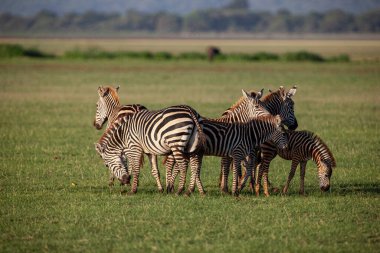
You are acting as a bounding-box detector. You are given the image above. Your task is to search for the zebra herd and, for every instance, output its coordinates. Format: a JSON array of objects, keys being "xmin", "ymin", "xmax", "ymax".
[{"xmin": 94, "ymin": 85, "xmax": 336, "ymax": 196}]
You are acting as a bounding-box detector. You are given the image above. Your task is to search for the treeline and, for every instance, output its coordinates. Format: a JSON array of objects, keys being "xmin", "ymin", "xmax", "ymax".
[
  {"xmin": 0, "ymin": 1, "xmax": 380, "ymax": 34},
  {"xmin": 0, "ymin": 44, "xmax": 350, "ymax": 63}
]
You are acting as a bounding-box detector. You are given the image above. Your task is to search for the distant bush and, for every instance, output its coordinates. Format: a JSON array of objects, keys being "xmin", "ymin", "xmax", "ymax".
[
  {"xmin": 282, "ymin": 51, "xmax": 325, "ymax": 62},
  {"xmin": 176, "ymin": 52, "xmax": 206, "ymax": 60},
  {"xmin": 327, "ymin": 54, "xmax": 350, "ymax": 62},
  {"xmin": 0, "ymin": 44, "xmax": 24, "ymax": 58},
  {"xmin": 0, "ymin": 44, "xmax": 54, "ymax": 58},
  {"xmin": 154, "ymin": 51, "xmax": 172, "ymax": 60},
  {"xmin": 0, "ymin": 44, "xmax": 351, "ymax": 63},
  {"xmin": 64, "ymin": 48, "xmax": 115, "ymax": 59}
]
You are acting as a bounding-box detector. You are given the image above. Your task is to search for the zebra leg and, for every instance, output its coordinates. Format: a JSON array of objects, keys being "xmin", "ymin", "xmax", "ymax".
[
  {"xmin": 176, "ymin": 161, "xmax": 188, "ymax": 195},
  {"xmin": 239, "ymin": 152, "xmax": 256, "ymax": 192},
  {"xmin": 299, "ymin": 161, "xmax": 307, "ymax": 195},
  {"xmin": 220, "ymin": 157, "xmax": 232, "ymax": 193},
  {"xmin": 121, "ymin": 152, "xmax": 131, "ymax": 185},
  {"xmin": 127, "ymin": 152, "xmax": 143, "ymax": 194},
  {"xmin": 171, "ymin": 163, "xmax": 181, "ymax": 191},
  {"xmin": 164, "ymin": 155, "xmax": 175, "ymax": 193},
  {"xmin": 232, "ymin": 156, "xmax": 243, "ymax": 197},
  {"xmin": 283, "ymin": 160, "xmax": 299, "ymax": 195},
  {"xmin": 147, "ymin": 154, "xmax": 163, "ymax": 193},
  {"xmin": 187, "ymin": 154, "xmax": 205, "ymax": 196}
]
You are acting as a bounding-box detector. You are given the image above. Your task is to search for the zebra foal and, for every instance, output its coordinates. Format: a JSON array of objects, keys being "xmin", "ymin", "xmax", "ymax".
[
  {"xmin": 95, "ymin": 105, "xmax": 206, "ymax": 195},
  {"xmin": 201, "ymin": 114, "xmax": 288, "ymax": 196},
  {"xmin": 257, "ymin": 130, "xmax": 336, "ymax": 196}
]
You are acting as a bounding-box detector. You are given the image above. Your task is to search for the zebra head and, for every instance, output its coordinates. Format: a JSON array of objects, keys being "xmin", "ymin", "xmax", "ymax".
[
  {"xmin": 241, "ymin": 89, "xmax": 271, "ymax": 118},
  {"xmin": 269, "ymin": 116, "xmax": 288, "ymax": 149},
  {"xmin": 94, "ymin": 85, "xmax": 120, "ymax": 130},
  {"xmin": 318, "ymin": 160, "xmax": 334, "ymax": 192},
  {"xmin": 280, "ymin": 86, "xmax": 298, "ymax": 130},
  {"xmin": 95, "ymin": 142, "xmax": 129, "ymax": 185}
]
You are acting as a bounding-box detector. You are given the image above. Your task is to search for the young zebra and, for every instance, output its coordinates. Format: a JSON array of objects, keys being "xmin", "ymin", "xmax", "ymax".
[
  {"xmin": 95, "ymin": 105, "xmax": 206, "ymax": 195},
  {"xmin": 257, "ymin": 130, "xmax": 336, "ymax": 196},
  {"xmin": 219, "ymin": 85, "xmax": 298, "ymax": 191},
  {"xmin": 167, "ymin": 89, "xmax": 272, "ymax": 192},
  {"xmin": 93, "ymin": 86, "xmax": 164, "ymax": 192},
  {"xmin": 202, "ymin": 114, "xmax": 288, "ymax": 196}
]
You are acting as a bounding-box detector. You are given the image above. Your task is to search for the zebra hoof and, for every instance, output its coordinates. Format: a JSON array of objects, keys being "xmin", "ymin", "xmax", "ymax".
[{"xmin": 158, "ymin": 188, "xmax": 164, "ymax": 193}]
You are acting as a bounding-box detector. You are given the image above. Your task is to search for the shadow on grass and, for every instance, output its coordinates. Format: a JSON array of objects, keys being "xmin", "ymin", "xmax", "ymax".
[{"xmin": 67, "ymin": 182, "xmax": 380, "ymax": 198}]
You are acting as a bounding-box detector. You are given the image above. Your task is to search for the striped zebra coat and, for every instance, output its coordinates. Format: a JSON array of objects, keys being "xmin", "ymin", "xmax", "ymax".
[
  {"xmin": 220, "ymin": 86, "xmax": 298, "ymax": 191},
  {"xmin": 166, "ymin": 89, "xmax": 272, "ymax": 192},
  {"xmin": 202, "ymin": 114, "xmax": 287, "ymax": 196},
  {"xmin": 95, "ymin": 105, "xmax": 206, "ymax": 195},
  {"xmin": 257, "ymin": 130, "xmax": 336, "ymax": 196},
  {"xmin": 93, "ymin": 86, "xmax": 165, "ymax": 191}
]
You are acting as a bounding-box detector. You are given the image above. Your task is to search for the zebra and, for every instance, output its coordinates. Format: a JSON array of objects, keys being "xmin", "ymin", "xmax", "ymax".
[
  {"xmin": 166, "ymin": 89, "xmax": 272, "ymax": 192},
  {"xmin": 95, "ymin": 105, "xmax": 206, "ymax": 195},
  {"xmin": 219, "ymin": 85, "xmax": 298, "ymax": 191},
  {"xmin": 201, "ymin": 114, "xmax": 288, "ymax": 196},
  {"xmin": 257, "ymin": 130, "xmax": 336, "ymax": 196},
  {"xmin": 93, "ymin": 85, "xmax": 164, "ymax": 192}
]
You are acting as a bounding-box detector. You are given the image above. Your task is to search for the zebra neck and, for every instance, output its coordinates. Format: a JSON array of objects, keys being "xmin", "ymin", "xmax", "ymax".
[
  {"xmin": 311, "ymin": 139, "xmax": 333, "ymax": 166},
  {"xmin": 262, "ymin": 93, "xmax": 281, "ymax": 115},
  {"xmin": 248, "ymin": 119, "xmax": 276, "ymax": 144}
]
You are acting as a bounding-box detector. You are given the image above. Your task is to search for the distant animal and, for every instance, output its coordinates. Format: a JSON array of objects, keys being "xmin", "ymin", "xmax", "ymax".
[
  {"xmin": 257, "ymin": 130, "xmax": 336, "ymax": 196},
  {"xmin": 95, "ymin": 105, "xmax": 206, "ymax": 195},
  {"xmin": 207, "ymin": 46, "xmax": 221, "ymax": 61}
]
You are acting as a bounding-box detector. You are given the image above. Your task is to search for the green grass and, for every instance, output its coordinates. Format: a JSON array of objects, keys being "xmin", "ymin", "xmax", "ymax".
[{"xmin": 0, "ymin": 57, "xmax": 379, "ymax": 253}]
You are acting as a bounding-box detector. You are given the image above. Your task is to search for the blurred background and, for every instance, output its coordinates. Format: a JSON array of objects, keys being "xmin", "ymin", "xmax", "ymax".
[{"xmin": 1, "ymin": 0, "xmax": 379, "ymax": 37}]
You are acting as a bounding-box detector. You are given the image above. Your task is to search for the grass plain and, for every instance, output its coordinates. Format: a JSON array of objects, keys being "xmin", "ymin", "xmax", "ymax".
[{"xmin": 0, "ymin": 38, "xmax": 379, "ymax": 252}]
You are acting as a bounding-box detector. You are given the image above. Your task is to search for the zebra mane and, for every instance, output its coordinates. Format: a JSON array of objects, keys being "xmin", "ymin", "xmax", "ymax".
[
  {"xmin": 262, "ymin": 88, "xmax": 283, "ymax": 105},
  {"xmin": 98, "ymin": 115, "xmax": 129, "ymax": 147},
  {"xmin": 102, "ymin": 86, "xmax": 121, "ymax": 104},
  {"xmin": 222, "ymin": 90, "xmax": 260, "ymax": 116},
  {"xmin": 298, "ymin": 130, "xmax": 337, "ymax": 168}
]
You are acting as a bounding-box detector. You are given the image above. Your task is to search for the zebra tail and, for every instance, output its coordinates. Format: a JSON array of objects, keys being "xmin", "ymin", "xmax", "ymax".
[{"xmin": 187, "ymin": 107, "xmax": 206, "ymax": 153}]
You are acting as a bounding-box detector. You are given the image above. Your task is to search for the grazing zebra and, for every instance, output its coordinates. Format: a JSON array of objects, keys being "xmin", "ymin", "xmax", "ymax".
[
  {"xmin": 219, "ymin": 85, "xmax": 298, "ymax": 191},
  {"xmin": 167, "ymin": 89, "xmax": 272, "ymax": 192},
  {"xmin": 95, "ymin": 105, "xmax": 206, "ymax": 195},
  {"xmin": 93, "ymin": 86, "xmax": 164, "ymax": 191},
  {"xmin": 257, "ymin": 130, "xmax": 336, "ymax": 196}
]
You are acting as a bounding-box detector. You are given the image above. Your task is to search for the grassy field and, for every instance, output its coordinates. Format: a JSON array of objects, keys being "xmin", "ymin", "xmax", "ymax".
[{"xmin": 0, "ymin": 39, "xmax": 379, "ymax": 252}]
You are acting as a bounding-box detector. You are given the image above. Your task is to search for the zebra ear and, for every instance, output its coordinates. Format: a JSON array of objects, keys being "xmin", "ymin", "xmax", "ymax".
[
  {"xmin": 97, "ymin": 86, "xmax": 103, "ymax": 96},
  {"xmin": 256, "ymin": 88, "xmax": 264, "ymax": 100},
  {"xmin": 115, "ymin": 85, "xmax": 120, "ymax": 92},
  {"xmin": 242, "ymin": 89, "xmax": 251, "ymax": 99},
  {"xmin": 286, "ymin": 85, "xmax": 297, "ymax": 98}
]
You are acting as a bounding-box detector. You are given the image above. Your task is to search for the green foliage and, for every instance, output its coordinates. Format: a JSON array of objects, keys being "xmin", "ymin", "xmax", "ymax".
[
  {"xmin": 176, "ymin": 52, "xmax": 207, "ymax": 60},
  {"xmin": 0, "ymin": 44, "xmax": 25, "ymax": 57},
  {"xmin": 282, "ymin": 50, "xmax": 325, "ymax": 62},
  {"xmin": 328, "ymin": 54, "xmax": 351, "ymax": 62},
  {"xmin": 0, "ymin": 44, "xmax": 53, "ymax": 58}
]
